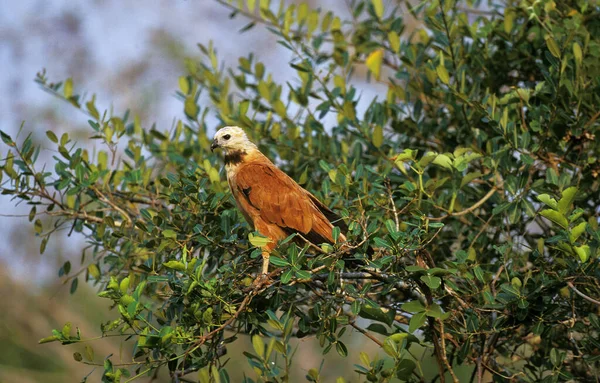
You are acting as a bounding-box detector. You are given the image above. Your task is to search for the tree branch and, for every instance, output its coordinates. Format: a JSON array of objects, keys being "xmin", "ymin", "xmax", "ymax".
[{"xmin": 567, "ymin": 281, "xmax": 600, "ymax": 306}]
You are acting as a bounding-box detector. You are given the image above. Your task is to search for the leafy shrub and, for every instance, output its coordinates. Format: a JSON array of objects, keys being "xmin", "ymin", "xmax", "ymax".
[{"xmin": 2, "ymin": 0, "xmax": 599, "ymax": 382}]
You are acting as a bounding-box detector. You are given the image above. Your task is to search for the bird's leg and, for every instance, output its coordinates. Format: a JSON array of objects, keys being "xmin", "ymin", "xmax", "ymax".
[
  {"xmin": 251, "ymin": 250, "xmax": 272, "ymax": 288},
  {"xmin": 261, "ymin": 250, "xmax": 270, "ymax": 275}
]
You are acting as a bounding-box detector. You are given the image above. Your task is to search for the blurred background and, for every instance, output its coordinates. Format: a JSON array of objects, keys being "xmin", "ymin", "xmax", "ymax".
[{"xmin": 0, "ymin": 1, "xmax": 458, "ymax": 381}]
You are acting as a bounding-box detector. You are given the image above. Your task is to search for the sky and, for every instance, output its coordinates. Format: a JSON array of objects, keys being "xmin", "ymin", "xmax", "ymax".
[
  {"xmin": 0, "ymin": 6, "xmax": 393, "ymax": 381},
  {"xmin": 0, "ymin": 0, "xmax": 285, "ymax": 282},
  {"xmin": 0, "ymin": 0, "xmax": 387, "ymax": 283}
]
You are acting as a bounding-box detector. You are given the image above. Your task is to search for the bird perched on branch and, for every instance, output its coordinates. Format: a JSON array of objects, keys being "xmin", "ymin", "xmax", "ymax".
[{"xmin": 211, "ymin": 126, "xmax": 348, "ymax": 276}]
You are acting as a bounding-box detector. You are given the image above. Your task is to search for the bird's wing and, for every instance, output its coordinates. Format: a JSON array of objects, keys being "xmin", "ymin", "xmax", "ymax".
[{"xmin": 233, "ymin": 161, "xmax": 340, "ymax": 244}]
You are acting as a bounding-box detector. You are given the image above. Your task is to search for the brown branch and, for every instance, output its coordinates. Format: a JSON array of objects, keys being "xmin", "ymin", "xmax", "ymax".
[
  {"xmin": 186, "ymin": 272, "xmax": 279, "ymax": 356},
  {"xmin": 47, "ymin": 210, "xmax": 107, "ymax": 225},
  {"xmin": 187, "ymin": 292, "xmax": 254, "ymax": 355},
  {"xmin": 385, "ymin": 178, "xmax": 400, "ymax": 232},
  {"xmin": 429, "ymin": 187, "xmax": 498, "ymax": 221},
  {"xmin": 438, "ymin": 318, "xmax": 460, "ymax": 383},
  {"xmin": 91, "ymin": 185, "xmax": 132, "ymax": 226},
  {"xmin": 490, "ymin": 265, "xmax": 505, "ymax": 297},
  {"xmin": 567, "ymin": 281, "xmax": 600, "ymax": 306},
  {"xmin": 583, "ymin": 110, "xmax": 600, "ymax": 128},
  {"xmin": 349, "ymin": 321, "xmax": 383, "ymax": 347}
]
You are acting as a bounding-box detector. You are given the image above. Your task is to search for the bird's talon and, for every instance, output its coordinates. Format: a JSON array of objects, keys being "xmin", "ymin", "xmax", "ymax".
[{"xmin": 252, "ymin": 273, "xmax": 272, "ymax": 288}]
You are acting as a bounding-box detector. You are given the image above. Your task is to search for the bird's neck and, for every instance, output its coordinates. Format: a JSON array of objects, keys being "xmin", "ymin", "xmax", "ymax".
[
  {"xmin": 223, "ymin": 149, "xmax": 247, "ymax": 167},
  {"xmin": 223, "ymin": 147, "xmax": 263, "ymax": 173}
]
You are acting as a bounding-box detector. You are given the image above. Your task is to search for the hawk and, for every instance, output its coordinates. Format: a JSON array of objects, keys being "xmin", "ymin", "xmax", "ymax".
[{"xmin": 211, "ymin": 126, "xmax": 348, "ymax": 275}]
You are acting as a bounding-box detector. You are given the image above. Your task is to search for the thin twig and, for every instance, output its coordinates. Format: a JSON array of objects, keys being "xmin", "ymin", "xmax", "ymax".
[
  {"xmin": 349, "ymin": 321, "xmax": 383, "ymax": 347},
  {"xmin": 439, "ymin": 1, "xmax": 472, "ymax": 132},
  {"xmin": 567, "ymin": 282, "xmax": 600, "ymax": 306},
  {"xmin": 385, "ymin": 178, "xmax": 400, "ymax": 231},
  {"xmin": 438, "ymin": 318, "xmax": 460, "ymax": 383},
  {"xmin": 429, "ymin": 187, "xmax": 498, "ymax": 221},
  {"xmin": 91, "ymin": 185, "xmax": 132, "ymax": 226}
]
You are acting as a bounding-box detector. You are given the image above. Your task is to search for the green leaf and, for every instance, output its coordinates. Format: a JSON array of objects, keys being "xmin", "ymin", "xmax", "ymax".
[
  {"xmin": 511, "ymin": 277, "xmax": 522, "ymax": 290},
  {"xmin": 569, "ymin": 222, "xmax": 587, "ymax": 242},
  {"xmin": 162, "ymin": 229, "xmax": 177, "ymax": 239},
  {"xmin": 550, "ymin": 348, "xmax": 565, "ymax": 367},
  {"xmin": 39, "ymin": 335, "xmax": 59, "ymax": 344},
  {"xmin": 408, "ymin": 312, "xmax": 426, "ymax": 333},
  {"xmin": 211, "ymin": 365, "xmax": 221, "ymax": 383},
  {"xmin": 537, "ymin": 194, "xmax": 558, "ymax": 210},
  {"xmin": 269, "ymin": 256, "xmax": 289, "ymax": 267},
  {"xmin": 373, "ymin": 237, "xmax": 391, "ymax": 249},
  {"xmin": 437, "ymin": 64, "xmax": 450, "ymax": 85},
  {"xmin": 198, "ymin": 368, "xmax": 210, "ymax": 383},
  {"xmin": 70, "ymin": 278, "xmax": 78, "ymax": 294},
  {"xmin": 184, "ymin": 97, "xmax": 199, "ymax": 119},
  {"xmin": 0, "ymin": 130, "xmax": 14, "ymax": 145},
  {"xmin": 163, "ymin": 261, "xmax": 186, "ymax": 271},
  {"xmin": 307, "ymin": 368, "xmax": 319, "ymax": 381},
  {"xmin": 295, "ymin": 270, "xmax": 311, "ymax": 279},
  {"xmin": 84, "ymin": 344, "xmax": 94, "ymax": 362},
  {"xmin": 178, "ymin": 76, "xmax": 190, "ymax": 94},
  {"xmin": 540, "ymin": 209, "xmax": 568, "ymax": 229},
  {"xmin": 332, "ymin": 226, "xmax": 341, "ymax": 242},
  {"xmin": 382, "ymin": 337, "xmax": 399, "ymax": 357},
  {"xmin": 335, "ymin": 341, "xmax": 348, "ymax": 357},
  {"xmin": 396, "ymin": 359, "xmax": 417, "ymax": 380},
  {"xmin": 46, "ymin": 130, "xmax": 58, "ymax": 143},
  {"xmin": 546, "ymin": 168, "xmax": 559, "ymax": 185},
  {"xmin": 395, "ymin": 149, "xmax": 416, "ymax": 163},
  {"xmin": 401, "ymin": 300, "xmax": 425, "ymax": 313},
  {"xmin": 574, "ymin": 245, "xmax": 590, "ymax": 263},
  {"xmin": 372, "ymin": 125, "xmax": 383, "ymax": 148},
  {"xmin": 432, "ymin": 154, "xmax": 453, "ymax": 170},
  {"xmin": 420, "ymin": 275, "xmax": 441, "ymax": 289},
  {"xmin": 249, "ymin": 233, "xmax": 271, "ymax": 247},
  {"xmin": 473, "ymin": 266, "xmax": 485, "ymax": 282},
  {"xmin": 366, "ymin": 49, "xmax": 384, "ymax": 80},
  {"xmin": 405, "ymin": 265, "xmax": 426, "ymax": 273},
  {"xmin": 280, "ymin": 269, "xmax": 293, "ymax": 284},
  {"xmin": 34, "ymin": 219, "xmax": 43, "ymax": 234},
  {"xmin": 359, "ymin": 351, "xmax": 370, "ymax": 366},
  {"xmin": 387, "ymin": 333, "xmax": 409, "ymax": 345},
  {"xmin": 500, "ymin": 283, "xmax": 520, "ymax": 297},
  {"xmin": 557, "ymin": 186, "xmax": 577, "ymax": 215},
  {"xmin": 371, "ymin": 0, "xmax": 384, "ymax": 18},
  {"xmin": 425, "ymin": 303, "xmax": 444, "ymax": 318},
  {"xmin": 504, "ymin": 10, "xmax": 515, "ymax": 33},
  {"xmin": 251, "ymin": 334, "xmax": 264, "ymax": 358},
  {"xmin": 573, "ymin": 42, "xmax": 583, "ymax": 66},
  {"xmin": 64, "ymin": 78, "xmax": 73, "ymax": 98},
  {"xmin": 366, "ymin": 323, "xmax": 389, "ymax": 336},
  {"xmin": 62, "ymin": 322, "xmax": 72, "ymax": 339},
  {"xmin": 119, "ymin": 277, "xmax": 129, "ymax": 293},
  {"xmin": 545, "ymin": 36, "xmax": 561, "ymax": 58},
  {"xmin": 388, "ymin": 31, "xmax": 400, "ymax": 53},
  {"xmin": 359, "ymin": 303, "xmax": 395, "ymax": 326}
]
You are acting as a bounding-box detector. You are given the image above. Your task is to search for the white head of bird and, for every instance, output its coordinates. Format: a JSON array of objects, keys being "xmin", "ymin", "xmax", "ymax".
[{"xmin": 210, "ymin": 126, "xmax": 257, "ymax": 154}]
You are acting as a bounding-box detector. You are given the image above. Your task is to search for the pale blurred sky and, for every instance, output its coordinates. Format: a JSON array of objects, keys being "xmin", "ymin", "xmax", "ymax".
[{"xmin": 0, "ymin": 0, "xmax": 385, "ymax": 283}]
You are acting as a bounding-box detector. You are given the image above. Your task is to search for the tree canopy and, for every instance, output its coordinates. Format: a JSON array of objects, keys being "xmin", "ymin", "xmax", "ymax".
[{"xmin": 1, "ymin": 0, "xmax": 599, "ymax": 382}]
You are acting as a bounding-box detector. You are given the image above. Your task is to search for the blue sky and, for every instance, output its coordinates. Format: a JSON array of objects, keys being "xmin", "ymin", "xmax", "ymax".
[{"xmin": 0, "ymin": 0, "xmax": 384, "ymax": 282}]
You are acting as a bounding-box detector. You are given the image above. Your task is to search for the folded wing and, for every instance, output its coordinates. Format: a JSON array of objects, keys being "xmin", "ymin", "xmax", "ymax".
[{"xmin": 233, "ymin": 161, "xmax": 345, "ymax": 246}]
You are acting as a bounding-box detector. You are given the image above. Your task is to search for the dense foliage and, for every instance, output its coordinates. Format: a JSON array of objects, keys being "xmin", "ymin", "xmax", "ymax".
[{"xmin": 1, "ymin": 0, "xmax": 599, "ymax": 381}]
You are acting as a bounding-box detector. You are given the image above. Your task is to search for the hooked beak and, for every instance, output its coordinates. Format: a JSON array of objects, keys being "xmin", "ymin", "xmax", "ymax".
[{"xmin": 210, "ymin": 139, "xmax": 219, "ymax": 152}]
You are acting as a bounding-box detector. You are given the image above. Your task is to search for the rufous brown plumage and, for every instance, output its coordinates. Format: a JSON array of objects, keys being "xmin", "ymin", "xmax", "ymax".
[{"xmin": 211, "ymin": 126, "xmax": 347, "ymax": 274}]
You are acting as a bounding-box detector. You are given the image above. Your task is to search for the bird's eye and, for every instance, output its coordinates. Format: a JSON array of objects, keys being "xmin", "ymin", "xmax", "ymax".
[{"xmin": 223, "ymin": 134, "xmax": 231, "ymax": 140}]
